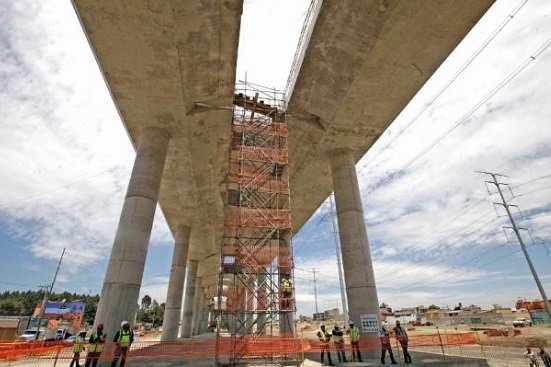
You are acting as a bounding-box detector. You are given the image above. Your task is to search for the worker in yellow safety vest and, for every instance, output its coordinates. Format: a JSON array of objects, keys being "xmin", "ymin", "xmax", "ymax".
[
  {"xmin": 331, "ymin": 324, "xmax": 347, "ymax": 363},
  {"xmin": 84, "ymin": 324, "xmax": 106, "ymax": 367},
  {"xmin": 347, "ymin": 321, "xmax": 363, "ymax": 362},
  {"xmin": 317, "ymin": 325, "xmax": 334, "ymax": 366},
  {"xmin": 280, "ymin": 272, "xmax": 293, "ymax": 309},
  {"xmin": 111, "ymin": 320, "xmax": 134, "ymax": 367},
  {"xmin": 69, "ymin": 331, "xmax": 87, "ymax": 367}
]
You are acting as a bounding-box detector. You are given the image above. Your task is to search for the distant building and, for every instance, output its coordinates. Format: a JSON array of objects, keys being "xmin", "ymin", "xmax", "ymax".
[
  {"xmin": 0, "ymin": 316, "xmax": 30, "ymax": 341},
  {"xmin": 324, "ymin": 308, "xmax": 339, "ymax": 319},
  {"xmin": 313, "ymin": 312, "xmax": 326, "ymax": 321}
]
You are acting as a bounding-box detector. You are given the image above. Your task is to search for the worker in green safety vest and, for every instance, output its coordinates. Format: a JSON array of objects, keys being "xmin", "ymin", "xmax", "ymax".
[
  {"xmin": 69, "ymin": 331, "xmax": 87, "ymax": 367},
  {"xmin": 111, "ymin": 320, "xmax": 134, "ymax": 367},
  {"xmin": 84, "ymin": 324, "xmax": 106, "ymax": 367},
  {"xmin": 280, "ymin": 271, "xmax": 293, "ymax": 309},
  {"xmin": 332, "ymin": 324, "xmax": 347, "ymax": 363},
  {"xmin": 347, "ymin": 321, "xmax": 363, "ymax": 362}
]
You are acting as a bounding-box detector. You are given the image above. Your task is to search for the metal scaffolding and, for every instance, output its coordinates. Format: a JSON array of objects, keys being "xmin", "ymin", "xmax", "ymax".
[{"xmin": 216, "ymin": 82, "xmax": 298, "ymax": 366}]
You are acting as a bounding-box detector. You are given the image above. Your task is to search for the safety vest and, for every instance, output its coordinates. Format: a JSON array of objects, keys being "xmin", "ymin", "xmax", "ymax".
[
  {"xmin": 332, "ymin": 331, "xmax": 343, "ymax": 344},
  {"xmin": 394, "ymin": 326, "xmax": 407, "ymax": 342},
  {"xmin": 281, "ymin": 278, "xmax": 292, "ymax": 292},
  {"xmin": 88, "ymin": 331, "xmax": 104, "ymax": 353},
  {"xmin": 349, "ymin": 326, "xmax": 360, "ymax": 342},
  {"xmin": 118, "ymin": 329, "xmax": 132, "ymax": 347},
  {"xmin": 379, "ymin": 329, "xmax": 391, "ymax": 346},
  {"xmin": 72, "ymin": 335, "xmax": 84, "ymax": 353},
  {"xmin": 317, "ymin": 330, "xmax": 331, "ymax": 346}
]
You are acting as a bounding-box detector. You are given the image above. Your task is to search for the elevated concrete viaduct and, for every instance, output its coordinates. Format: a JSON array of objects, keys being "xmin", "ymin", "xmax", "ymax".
[{"xmin": 72, "ymin": 0, "xmax": 492, "ymax": 341}]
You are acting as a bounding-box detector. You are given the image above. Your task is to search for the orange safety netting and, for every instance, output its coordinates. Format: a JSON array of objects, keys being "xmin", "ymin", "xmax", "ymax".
[
  {"xmin": 232, "ymin": 121, "xmax": 288, "ymax": 137},
  {"xmin": 0, "ymin": 341, "xmax": 65, "ymax": 360},
  {"xmin": 227, "ymin": 171, "xmax": 290, "ymax": 192},
  {"xmin": 0, "ymin": 333, "xmax": 480, "ymax": 362},
  {"xmin": 236, "ymin": 145, "xmax": 288, "ymax": 164},
  {"xmin": 224, "ymin": 207, "xmax": 292, "ymax": 229}
]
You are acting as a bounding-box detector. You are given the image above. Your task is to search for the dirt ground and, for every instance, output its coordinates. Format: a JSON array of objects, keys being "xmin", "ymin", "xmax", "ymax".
[{"xmin": 297, "ymin": 320, "xmax": 551, "ymax": 348}]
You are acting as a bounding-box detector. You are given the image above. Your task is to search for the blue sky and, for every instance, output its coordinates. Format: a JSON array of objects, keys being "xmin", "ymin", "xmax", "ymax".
[{"xmin": 1, "ymin": 0, "xmax": 551, "ymax": 317}]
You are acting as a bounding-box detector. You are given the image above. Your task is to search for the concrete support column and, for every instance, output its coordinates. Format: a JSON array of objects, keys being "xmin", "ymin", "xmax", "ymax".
[
  {"xmin": 245, "ymin": 287, "xmax": 254, "ymax": 333},
  {"xmin": 94, "ymin": 127, "xmax": 170, "ymax": 335},
  {"xmin": 256, "ymin": 274, "xmax": 266, "ymax": 334},
  {"xmin": 279, "ymin": 231, "xmax": 295, "ymax": 336},
  {"xmin": 161, "ymin": 226, "xmax": 191, "ymax": 341},
  {"xmin": 200, "ymin": 302, "xmax": 209, "ymax": 333},
  {"xmin": 329, "ymin": 149, "xmax": 379, "ymax": 336},
  {"xmin": 191, "ymin": 277, "xmax": 203, "ymax": 335},
  {"xmin": 180, "ymin": 260, "xmax": 198, "ymax": 338}
]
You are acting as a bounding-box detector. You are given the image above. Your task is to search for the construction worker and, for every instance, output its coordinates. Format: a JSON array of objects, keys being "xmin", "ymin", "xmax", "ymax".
[
  {"xmin": 347, "ymin": 321, "xmax": 362, "ymax": 362},
  {"xmin": 69, "ymin": 331, "xmax": 87, "ymax": 367},
  {"xmin": 111, "ymin": 320, "xmax": 134, "ymax": 367},
  {"xmin": 393, "ymin": 321, "xmax": 412, "ymax": 364},
  {"xmin": 539, "ymin": 348, "xmax": 551, "ymax": 367},
  {"xmin": 331, "ymin": 324, "xmax": 347, "ymax": 363},
  {"xmin": 84, "ymin": 324, "xmax": 106, "ymax": 367},
  {"xmin": 317, "ymin": 325, "xmax": 334, "ymax": 366},
  {"xmin": 380, "ymin": 324, "xmax": 397, "ymax": 365},
  {"xmin": 280, "ymin": 272, "xmax": 292, "ymax": 309}
]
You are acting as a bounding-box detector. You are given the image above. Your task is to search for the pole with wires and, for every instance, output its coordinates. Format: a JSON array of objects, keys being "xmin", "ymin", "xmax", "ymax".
[
  {"xmin": 312, "ymin": 268, "xmax": 319, "ymax": 314},
  {"xmin": 479, "ymin": 171, "xmax": 551, "ymax": 323},
  {"xmin": 34, "ymin": 248, "xmax": 66, "ymax": 340},
  {"xmin": 329, "ymin": 194, "xmax": 349, "ymax": 326}
]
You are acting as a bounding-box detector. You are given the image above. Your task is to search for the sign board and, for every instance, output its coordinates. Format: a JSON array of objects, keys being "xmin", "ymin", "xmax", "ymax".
[
  {"xmin": 44, "ymin": 301, "xmax": 85, "ymax": 315},
  {"xmin": 360, "ymin": 314, "xmax": 379, "ymax": 333}
]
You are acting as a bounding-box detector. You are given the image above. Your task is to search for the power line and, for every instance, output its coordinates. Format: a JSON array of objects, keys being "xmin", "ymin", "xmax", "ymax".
[
  {"xmin": 362, "ymin": 0, "xmax": 529, "ymax": 170},
  {"xmin": 0, "ymin": 167, "xmax": 121, "ymax": 210},
  {"xmin": 479, "ymin": 171, "xmax": 551, "ymax": 321},
  {"xmin": 364, "ymin": 39, "xmax": 551, "ymax": 194},
  {"xmin": 400, "ymin": 39, "xmax": 551, "ymax": 171},
  {"xmin": 511, "ymin": 172, "xmax": 551, "ymax": 188}
]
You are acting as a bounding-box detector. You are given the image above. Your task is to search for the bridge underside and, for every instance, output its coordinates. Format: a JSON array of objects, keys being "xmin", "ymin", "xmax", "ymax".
[{"xmin": 72, "ymin": 0, "xmax": 493, "ymax": 343}]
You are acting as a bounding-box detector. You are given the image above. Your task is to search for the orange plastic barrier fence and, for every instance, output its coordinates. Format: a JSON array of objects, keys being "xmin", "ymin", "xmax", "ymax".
[
  {"xmin": 0, "ymin": 340, "xmax": 65, "ymax": 360},
  {"xmin": 0, "ymin": 333, "xmax": 479, "ymax": 363}
]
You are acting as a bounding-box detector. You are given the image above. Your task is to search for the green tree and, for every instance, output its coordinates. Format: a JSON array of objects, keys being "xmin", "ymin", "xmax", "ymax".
[
  {"xmin": 0, "ymin": 299, "xmax": 24, "ymax": 315},
  {"xmin": 141, "ymin": 295, "xmax": 152, "ymax": 310},
  {"xmin": 428, "ymin": 304, "xmax": 440, "ymax": 310}
]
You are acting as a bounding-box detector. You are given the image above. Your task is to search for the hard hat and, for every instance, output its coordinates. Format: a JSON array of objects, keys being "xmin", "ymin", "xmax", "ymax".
[
  {"xmin": 349, "ymin": 321, "xmax": 354, "ymax": 324},
  {"xmin": 121, "ymin": 320, "xmax": 130, "ymax": 327},
  {"xmin": 320, "ymin": 324, "xmax": 325, "ymax": 328},
  {"xmin": 97, "ymin": 324, "xmax": 104, "ymax": 329}
]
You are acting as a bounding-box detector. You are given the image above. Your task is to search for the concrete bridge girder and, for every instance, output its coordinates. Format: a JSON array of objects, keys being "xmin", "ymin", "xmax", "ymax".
[{"xmin": 72, "ymin": 0, "xmax": 493, "ymax": 339}]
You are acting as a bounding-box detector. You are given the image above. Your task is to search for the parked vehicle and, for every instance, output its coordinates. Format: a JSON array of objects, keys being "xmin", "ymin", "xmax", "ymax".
[
  {"xmin": 513, "ymin": 318, "xmax": 532, "ymax": 327},
  {"xmin": 17, "ymin": 329, "xmax": 45, "ymax": 341}
]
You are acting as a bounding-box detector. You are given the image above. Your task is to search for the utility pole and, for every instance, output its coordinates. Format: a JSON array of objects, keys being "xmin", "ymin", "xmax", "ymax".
[
  {"xmin": 329, "ymin": 194, "xmax": 349, "ymax": 326},
  {"xmin": 479, "ymin": 172, "xmax": 551, "ymax": 323},
  {"xmin": 35, "ymin": 248, "xmax": 66, "ymax": 340},
  {"xmin": 312, "ymin": 268, "xmax": 319, "ymax": 314}
]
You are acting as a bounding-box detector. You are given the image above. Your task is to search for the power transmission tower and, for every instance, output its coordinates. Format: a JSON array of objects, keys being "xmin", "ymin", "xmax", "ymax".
[
  {"xmin": 312, "ymin": 268, "xmax": 319, "ymax": 314},
  {"xmin": 479, "ymin": 172, "xmax": 551, "ymax": 322}
]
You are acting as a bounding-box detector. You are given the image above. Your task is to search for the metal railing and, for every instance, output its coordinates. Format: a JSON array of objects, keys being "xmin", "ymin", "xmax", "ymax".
[{"xmin": 283, "ymin": 0, "xmax": 323, "ymax": 103}]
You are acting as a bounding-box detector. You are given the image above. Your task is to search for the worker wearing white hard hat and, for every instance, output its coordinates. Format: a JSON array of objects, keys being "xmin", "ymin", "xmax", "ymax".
[{"xmin": 111, "ymin": 320, "xmax": 134, "ymax": 367}]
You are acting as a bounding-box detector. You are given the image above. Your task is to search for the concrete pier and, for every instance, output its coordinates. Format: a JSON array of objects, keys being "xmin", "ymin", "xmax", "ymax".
[
  {"xmin": 94, "ymin": 127, "xmax": 170, "ymax": 335},
  {"xmin": 161, "ymin": 226, "xmax": 191, "ymax": 341},
  {"xmin": 191, "ymin": 277, "xmax": 203, "ymax": 335},
  {"xmin": 181, "ymin": 260, "xmax": 198, "ymax": 338},
  {"xmin": 329, "ymin": 149, "xmax": 379, "ymax": 335}
]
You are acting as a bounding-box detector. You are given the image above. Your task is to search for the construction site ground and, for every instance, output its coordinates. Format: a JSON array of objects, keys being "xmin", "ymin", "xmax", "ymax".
[{"xmin": 6, "ymin": 322, "xmax": 551, "ymax": 366}]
